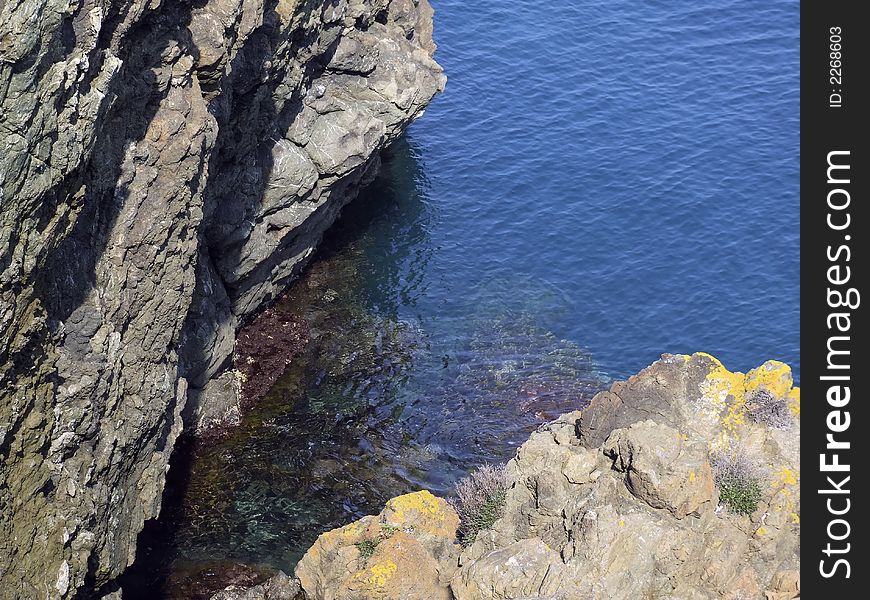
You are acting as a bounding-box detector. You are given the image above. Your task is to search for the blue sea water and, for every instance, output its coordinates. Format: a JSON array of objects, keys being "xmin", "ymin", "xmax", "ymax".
[
  {"xmin": 409, "ymin": 0, "xmax": 800, "ymax": 382},
  {"xmin": 128, "ymin": 0, "xmax": 800, "ymax": 594}
]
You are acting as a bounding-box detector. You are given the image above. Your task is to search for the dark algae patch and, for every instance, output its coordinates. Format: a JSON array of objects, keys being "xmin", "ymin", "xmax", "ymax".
[{"xmin": 234, "ymin": 305, "xmax": 308, "ymax": 405}]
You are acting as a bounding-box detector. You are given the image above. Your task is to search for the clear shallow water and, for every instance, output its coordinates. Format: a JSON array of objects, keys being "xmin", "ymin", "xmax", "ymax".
[{"xmin": 127, "ymin": 0, "xmax": 799, "ymax": 595}]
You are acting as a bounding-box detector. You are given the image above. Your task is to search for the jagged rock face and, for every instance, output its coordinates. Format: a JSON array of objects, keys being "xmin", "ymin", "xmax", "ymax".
[
  {"xmin": 292, "ymin": 354, "xmax": 801, "ymax": 600},
  {"xmin": 0, "ymin": 1, "xmax": 444, "ymax": 597}
]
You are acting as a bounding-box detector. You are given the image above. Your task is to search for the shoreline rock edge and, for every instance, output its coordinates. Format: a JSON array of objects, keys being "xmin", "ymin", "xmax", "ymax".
[{"xmin": 230, "ymin": 352, "xmax": 800, "ymax": 600}]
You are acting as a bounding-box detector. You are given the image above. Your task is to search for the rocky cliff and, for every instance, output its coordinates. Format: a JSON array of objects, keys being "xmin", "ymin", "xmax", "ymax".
[
  {"xmin": 252, "ymin": 353, "xmax": 800, "ymax": 600},
  {"xmin": 0, "ymin": 1, "xmax": 444, "ymax": 597}
]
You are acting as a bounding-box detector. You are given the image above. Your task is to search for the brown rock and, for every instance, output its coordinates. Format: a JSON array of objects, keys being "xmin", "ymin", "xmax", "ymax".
[
  {"xmin": 603, "ymin": 420, "xmax": 715, "ymax": 518},
  {"xmin": 451, "ymin": 538, "xmax": 587, "ymax": 600},
  {"xmin": 340, "ymin": 533, "xmax": 451, "ymax": 600},
  {"xmin": 295, "ymin": 491, "xmax": 459, "ymax": 600},
  {"xmin": 765, "ymin": 569, "xmax": 801, "ymax": 600}
]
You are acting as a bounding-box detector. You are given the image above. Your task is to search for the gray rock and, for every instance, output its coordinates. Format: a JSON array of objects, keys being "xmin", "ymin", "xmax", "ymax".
[
  {"xmin": 0, "ymin": 0, "xmax": 444, "ymax": 597},
  {"xmin": 183, "ymin": 371, "xmax": 243, "ymax": 434},
  {"xmin": 603, "ymin": 420, "xmax": 715, "ymax": 518}
]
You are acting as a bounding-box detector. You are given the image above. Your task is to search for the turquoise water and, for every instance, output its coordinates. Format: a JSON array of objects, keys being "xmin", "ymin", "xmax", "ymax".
[{"xmin": 127, "ymin": 0, "xmax": 799, "ymax": 595}]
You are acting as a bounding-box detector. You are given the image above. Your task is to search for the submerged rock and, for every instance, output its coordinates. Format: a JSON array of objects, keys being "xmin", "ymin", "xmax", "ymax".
[
  {"xmin": 284, "ymin": 353, "xmax": 800, "ymax": 600},
  {"xmin": 167, "ymin": 561, "xmax": 276, "ymax": 600},
  {"xmin": 211, "ymin": 571, "xmax": 302, "ymax": 600}
]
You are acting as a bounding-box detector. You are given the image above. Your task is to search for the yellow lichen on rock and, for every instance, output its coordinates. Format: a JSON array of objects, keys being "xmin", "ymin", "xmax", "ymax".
[
  {"xmin": 745, "ymin": 360, "xmax": 794, "ymax": 399},
  {"xmin": 787, "ymin": 386, "xmax": 800, "ymax": 416},
  {"xmin": 696, "ymin": 352, "xmax": 746, "ymax": 409},
  {"xmin": 696, "ymin": 353, "xmax": 748, "ymax": 446},
  {"xmin": 771, "ymin": 468, "xmax": 800, "ymax": 504},
  {"xmin": 354, "ymin": 559, "xmax": 397, "ymax": 588},
  {"xmin": 342, "ymin": 533, "xmax": 453, "ymax": 600},
  {"xmin": 386, "ymin": 490, "xmax": 443, "ymax": 518},
  {"xmin": 381, "ymin": 490, "xmax": 459, "ymax": 538},
  {"xmin": 314, "ymin": 515, "xmax": 371, "ymax": 548},
  {"xmin": 693, "ymin": 353, "xmax": 799, "ymax": 448},
  {"xmin": 776, "ymin": 467, "xmax": 798, "ymax": 487},
  {"xmin": 720, "ymin": 395, "xmax": 747, "ymax": 433},
  {"xmin": 296, "ymin": 494, "xmax": 458, "ymax": 600},
  {"xmin": 342, "ymin": 520, "xmax": 363, "ymax": 539},
  {"xmin": 760, "ymin": 466, "xmax": 801, "ymax": 533}
]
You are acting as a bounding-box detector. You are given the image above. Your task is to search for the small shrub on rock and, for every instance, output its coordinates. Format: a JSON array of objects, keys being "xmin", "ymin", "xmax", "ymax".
[
  {"xmin": 747, "ymin": 389, "xmax": 791, "ymax": 429},
  {"xmin": 355, "ymin": 539, "xmax": 379, "ymax": 559},
  {"xmin": 451, "ymin": 464, "xmax": 509, "ymax": 546},
  {"xmin": 718, "ymin": 476, "xmax": 762, "ymax": 516},
  {"xmin": 354, "ymin": 523, "xmax": 402, "ymax": 561},
  {"xmin": 712, "ymin": 448, "xmax": 763, "ymax": 516}
]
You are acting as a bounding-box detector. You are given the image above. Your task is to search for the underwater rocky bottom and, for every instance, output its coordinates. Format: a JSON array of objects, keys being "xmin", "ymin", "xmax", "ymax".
[{"xmin": 122, "ymin": 177, "xmax": 609, "ymax": 600}]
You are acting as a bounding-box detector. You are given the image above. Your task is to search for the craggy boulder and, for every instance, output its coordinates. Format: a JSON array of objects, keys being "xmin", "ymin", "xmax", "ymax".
[
  {"xmin": 1, "ymin": 0, "xmax": 444, "ymax": 596},
  {"xmin": 451, "ymin": 538, "xmax": 591, "ymax": 600},
  {"xmin": 458, "ymin": 353, "xmax": 801, "ymax": 599},
  {"xmin": 603, "ymin": 420, "xmax": 715, "ymax": 518},
  {"xmin": 295, "ymin": 491, "xmax": 459, "ymax": 600}
]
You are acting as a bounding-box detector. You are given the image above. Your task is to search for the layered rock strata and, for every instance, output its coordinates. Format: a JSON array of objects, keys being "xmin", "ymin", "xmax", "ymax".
[
  {"xmin": 0, "ymin": 1, "xmax": 444, "ymax": 597},
  {"xmin": 276, "ymin": 353, "xmax": 801, "ymax": 600}
]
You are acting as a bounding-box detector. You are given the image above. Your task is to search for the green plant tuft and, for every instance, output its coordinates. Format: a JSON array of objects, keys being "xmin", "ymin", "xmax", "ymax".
[
  {"xmin": 355, "ymin": 524, "xmax": 404, "ymax": 561},
  {"xmin": 717, "ymin": 473, "xmax": 762, "ymax": 515},
  {"xmin": 355, "ymin": 539, "xmax": 379, "ymax": 559},
  {"xmin": 711, "ymin": 447, "xmax": 763, "ymax": 516}
]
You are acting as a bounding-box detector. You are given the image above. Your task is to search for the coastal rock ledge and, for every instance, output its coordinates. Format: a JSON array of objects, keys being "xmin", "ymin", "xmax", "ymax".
[
  {"xmin": 0, "ymin": 0, "xmax": 443, "ymax": 597},
  {"xmin": 220, "ymin": 353, "xmax": 801, "ymax": 600}
]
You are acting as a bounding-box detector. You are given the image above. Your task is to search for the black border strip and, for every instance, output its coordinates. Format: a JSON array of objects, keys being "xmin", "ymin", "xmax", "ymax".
[{"xmin": 802, "ymin": 1, "xmax": 867, "ymax": 595}]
